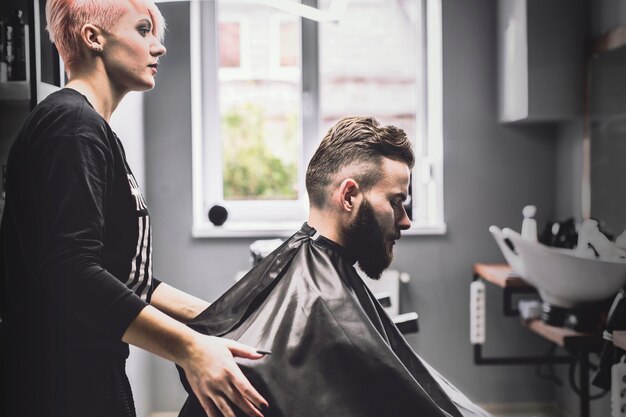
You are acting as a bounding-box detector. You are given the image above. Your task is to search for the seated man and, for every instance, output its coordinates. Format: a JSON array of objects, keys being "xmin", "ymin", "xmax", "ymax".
[{"xmin": 178, "ymin": 117, "xmax": 491, "ymax": 417}]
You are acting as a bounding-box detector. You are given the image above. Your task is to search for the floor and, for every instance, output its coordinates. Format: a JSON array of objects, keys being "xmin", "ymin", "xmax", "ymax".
[
  {"xmin": 490, "ymin": 412, "xmax": 561, "ymax": 417},
  {"xmin": 481, "ymin": 403, "xmax": 563, "ymax": 417}
]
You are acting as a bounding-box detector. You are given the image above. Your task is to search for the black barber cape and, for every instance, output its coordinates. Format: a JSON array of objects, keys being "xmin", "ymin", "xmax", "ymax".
[{"xmin": 178, "ymin": 224, "xmax": 491, "ymax": 417}]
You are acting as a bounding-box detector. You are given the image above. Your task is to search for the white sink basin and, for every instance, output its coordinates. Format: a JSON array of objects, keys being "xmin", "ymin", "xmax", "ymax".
[
  {"xmin": 501, "ymin": 228, "xmax": 626, "ymax": 308},
  {"xmin": 489, "ymin": 225, "xmax": 526, "ymax": 277}
]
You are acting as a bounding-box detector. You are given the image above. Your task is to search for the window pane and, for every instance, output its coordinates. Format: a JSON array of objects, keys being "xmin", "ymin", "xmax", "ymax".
[
  {"xmin": 280, "ymin": 21, "xmax": 298, "ymax": 67},
  {"xmin": 219, "ymin": 22, "xmax": 241, "ymax": 68},
  {"xmin": 217, "ymin": 3, "xmax": 302, "ymax": 201},
  {"xmin": 319, "ymin": 0, "xmax": 418, "ymax": 137}
]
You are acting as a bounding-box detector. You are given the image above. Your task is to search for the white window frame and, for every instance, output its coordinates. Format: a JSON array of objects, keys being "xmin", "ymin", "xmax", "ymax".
[{"xmin": 190, "ymin": 0, "xmax": 445, "ymax": 238}]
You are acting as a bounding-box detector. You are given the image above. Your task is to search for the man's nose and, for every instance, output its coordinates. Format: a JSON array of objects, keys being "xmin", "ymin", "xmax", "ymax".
[{"xmin": 397, "ymin": 206, "xmax": 411, "ymax": 230}]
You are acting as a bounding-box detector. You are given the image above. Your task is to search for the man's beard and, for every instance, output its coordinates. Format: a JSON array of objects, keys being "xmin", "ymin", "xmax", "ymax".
[{"xmin": 344, "ymin": 198, "xmax": 397, "ymax": 280}]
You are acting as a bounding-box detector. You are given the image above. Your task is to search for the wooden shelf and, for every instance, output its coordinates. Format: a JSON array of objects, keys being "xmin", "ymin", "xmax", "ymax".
[
  {"xmin": 614, "ymin": 330, "xmax": 626, "ymax": 350},
  {"xmin": 524, "ymin": 319, "xmax": 602, "ymax": 351},
  {"xmin": 473, "ymin": 263, "xmax": 532, "ymax": 289}
]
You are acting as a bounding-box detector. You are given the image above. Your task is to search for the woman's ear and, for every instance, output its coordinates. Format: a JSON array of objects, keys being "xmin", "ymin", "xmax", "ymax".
[
  {"xmin": 80, "ymin": 23, "xmax": 104, "ymax": 53},
  {"xmin": 338, "ymin": 178, "xmax": 361, "ymax": 213}
]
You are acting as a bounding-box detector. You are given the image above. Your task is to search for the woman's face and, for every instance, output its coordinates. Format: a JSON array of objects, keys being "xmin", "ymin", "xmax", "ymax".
[{"xmin": 101, "ymin": 3, "xmax": 166, "ymax": 93}]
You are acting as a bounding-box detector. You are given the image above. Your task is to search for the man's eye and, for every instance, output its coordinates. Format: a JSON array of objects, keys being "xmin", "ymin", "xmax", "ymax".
[{"xmin": 138, "ymin": 27, "xmax": 150, "ymax": 36}]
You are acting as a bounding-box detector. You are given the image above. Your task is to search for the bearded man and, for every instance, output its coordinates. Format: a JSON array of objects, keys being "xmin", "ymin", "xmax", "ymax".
[{"xmin": 178, "ymin": 117, "xmax": 491, "ymax": 417}]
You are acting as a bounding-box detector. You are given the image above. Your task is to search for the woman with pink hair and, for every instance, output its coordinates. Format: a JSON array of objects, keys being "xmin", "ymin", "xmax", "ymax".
[{"xmin": 0, "ymin": 1, "xmax": 268, "ymax": 417}]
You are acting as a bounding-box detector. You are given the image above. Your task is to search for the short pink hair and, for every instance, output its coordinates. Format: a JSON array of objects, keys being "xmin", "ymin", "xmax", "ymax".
[{"xmin": 46, "ymin": 0, "xmax": 166, "ymax": 73}]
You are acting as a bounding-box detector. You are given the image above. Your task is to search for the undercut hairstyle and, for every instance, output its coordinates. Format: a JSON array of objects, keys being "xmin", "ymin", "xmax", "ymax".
[
  {"xmin": 306, "ymin": 116, "xmax": 415, "ymax": 209},
  {"xmin": 46, "ymin": 0, "xmax": 166, "ymax": 74}
]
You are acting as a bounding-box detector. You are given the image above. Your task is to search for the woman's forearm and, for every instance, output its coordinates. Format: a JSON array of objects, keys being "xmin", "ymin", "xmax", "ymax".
[
  {"xmin": 122, "ymin": 304, "xmax": 197, "ymax": 363},
  {"xmin": 150, "ymin": 282, "xmax": 211, "ymax": 323}
]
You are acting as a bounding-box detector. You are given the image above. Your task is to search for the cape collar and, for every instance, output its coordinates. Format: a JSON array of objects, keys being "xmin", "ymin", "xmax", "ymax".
[{"xmin": 300, "ymin": 222, "xmax": 357, "ymax": 265}]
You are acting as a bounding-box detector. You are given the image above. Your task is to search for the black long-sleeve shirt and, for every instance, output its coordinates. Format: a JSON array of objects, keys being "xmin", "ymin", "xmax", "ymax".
[{"xmin": 0, "ymin": 88, "xmax": 159, "ymax": 389}]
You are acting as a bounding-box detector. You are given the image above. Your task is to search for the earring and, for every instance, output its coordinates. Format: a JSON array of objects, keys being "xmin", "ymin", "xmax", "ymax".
[{"xmin": 93, "ymin": 45, "xmax": 102, "ymax": 52}]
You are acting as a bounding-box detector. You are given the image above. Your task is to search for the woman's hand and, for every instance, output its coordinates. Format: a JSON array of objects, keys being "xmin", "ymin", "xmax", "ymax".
[
  {"xmin": 180, "ymin": 334, "xmax": 268, "ymax": 417},
  {"xmin": 122, "ymin": 306, "xmax": 267, "ymax": 417}
]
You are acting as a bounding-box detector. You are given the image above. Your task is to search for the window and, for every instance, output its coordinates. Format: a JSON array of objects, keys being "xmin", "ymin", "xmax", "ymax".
[
  {"xmin": 191, "ymin": 0, "xmax": 444, "ymax": 237},
  {"xmin": 278, "ymin": 20, "xmax": 298, "ymax": 68},
  {"xmin": 218, "ymin": 22, "xmax": 241, "ymax": 68}
]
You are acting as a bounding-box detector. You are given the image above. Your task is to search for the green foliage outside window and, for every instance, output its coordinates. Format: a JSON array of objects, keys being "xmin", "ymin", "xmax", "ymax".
[{"xmin": 222, "ymin": 103, "xmax": 298, "ymax": 200}]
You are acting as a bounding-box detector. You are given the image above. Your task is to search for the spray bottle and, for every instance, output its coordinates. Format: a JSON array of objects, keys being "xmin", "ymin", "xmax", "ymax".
[{"xmin": 521, "ymin": 205, "xmax": 537, "ymax": 241}]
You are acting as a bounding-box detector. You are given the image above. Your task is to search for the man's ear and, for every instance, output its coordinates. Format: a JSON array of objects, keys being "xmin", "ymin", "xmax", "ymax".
[
  {"xmin": 80, "ymin": 23, "xmax": 105, "ymax": 53},
  {"xmin": 338, "ymin": 178, "xmax": 361, "ymax": 212}
]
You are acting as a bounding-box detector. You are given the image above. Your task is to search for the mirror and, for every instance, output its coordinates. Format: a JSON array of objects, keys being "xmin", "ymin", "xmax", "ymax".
[{"xmin": 589, "ymin": 35, "xmax": 626, "ymax": 237}]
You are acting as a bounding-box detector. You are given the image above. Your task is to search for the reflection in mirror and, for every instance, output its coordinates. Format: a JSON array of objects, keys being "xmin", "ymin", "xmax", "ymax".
[{"xmin": 590, "ymin": 45, "xmax": 626, "ymax": 236}]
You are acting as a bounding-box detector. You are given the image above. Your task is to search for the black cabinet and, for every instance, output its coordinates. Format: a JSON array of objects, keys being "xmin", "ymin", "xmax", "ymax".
[
  {"xmin": 0, "ymin": 0, "xmax": 63, "ymax": 219},
  {"xmin": 0, "ymin": 0, "xmax": 63, "ymax": 104},
  {"xmin": 497, "ymin": 0, "xmax": 585, "ymax": 123}
]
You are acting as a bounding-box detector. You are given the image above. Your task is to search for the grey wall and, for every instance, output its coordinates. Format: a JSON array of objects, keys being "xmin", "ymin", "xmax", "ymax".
[
  {"xmin": 419, "ymin": 0, "xmax": 557, "ymax": 404},
  {"xmin": 551, "ymin": 0, "xmax": 626, "ymax": 414},
  {"xmin": 555, "ymin": 120, "xmax": 584, "ymax": 222},
  {"xmin": 144, "ymin": 0, "xmax": 563, "ymax": 413},
  {"xmin": 554, "ymin": 120, "xmax": 612, "ymax": 416}
]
